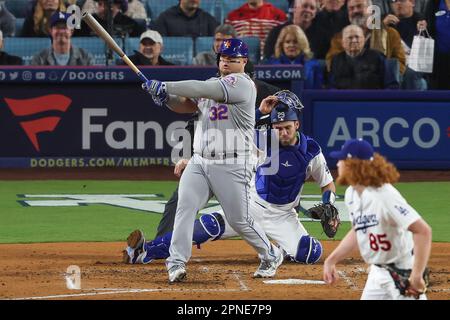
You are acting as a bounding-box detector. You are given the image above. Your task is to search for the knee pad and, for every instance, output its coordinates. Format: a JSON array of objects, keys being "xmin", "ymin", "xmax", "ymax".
[
  {"xmin": 294, "ymin": 235, "xmax": 323, "ymax": 264},
  {"xmin": 193, "ymin": 212, "xmax": 225, "ymax": 246}
]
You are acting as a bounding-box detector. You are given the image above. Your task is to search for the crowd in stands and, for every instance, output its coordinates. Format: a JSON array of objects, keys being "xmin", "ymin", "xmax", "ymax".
[{"xmin": 0, "ymin": 0, "xmax": 448, "ymax": 90}]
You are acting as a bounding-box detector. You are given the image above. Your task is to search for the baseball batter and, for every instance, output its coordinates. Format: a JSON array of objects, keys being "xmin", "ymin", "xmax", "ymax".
[
  {"xmin": 124, "ymin": 91, "xmax": 337, "ymax": 266},
  {"xmin": 323, "ymin": 139, "xmax": 432, "ymax": 300},
  {"xmin": 142, "ymin": 38, "xmax": 283, "ymax": 283}
]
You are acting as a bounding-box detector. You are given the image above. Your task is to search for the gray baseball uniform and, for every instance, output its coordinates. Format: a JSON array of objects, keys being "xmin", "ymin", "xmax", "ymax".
[{"xmin": 165, "ymin": 73, "xmax": 276, "ymax": 270}]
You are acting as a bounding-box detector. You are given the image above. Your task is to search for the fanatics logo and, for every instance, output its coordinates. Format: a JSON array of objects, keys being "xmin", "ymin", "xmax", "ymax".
[{"xmin": 4, "ymin": 94, "xmax": 72, "ymax": 152}]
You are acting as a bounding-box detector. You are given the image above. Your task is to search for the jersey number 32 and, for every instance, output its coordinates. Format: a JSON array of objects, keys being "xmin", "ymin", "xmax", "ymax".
[{"xmin": 209, "ymin": 105, "xmax": 228, "ymax": 121}]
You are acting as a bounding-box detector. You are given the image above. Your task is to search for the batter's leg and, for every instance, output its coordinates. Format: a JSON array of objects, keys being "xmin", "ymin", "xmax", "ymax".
[
  {"xmin": 156, "ymin": 186, "xmax": 179, "ymax": 237},
  {"xmin": 208, "ymin": 161, "xmax": 275, "ymax": 261},
  {"xmin": 166, "ymin": 155, "xmax": 211, "ymax": 270}
]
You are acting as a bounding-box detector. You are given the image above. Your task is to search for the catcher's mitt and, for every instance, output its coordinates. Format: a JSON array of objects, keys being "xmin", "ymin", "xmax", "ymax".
[
  {"xmin": 379, "ymin": 264, "xmax": 430, "ymax": 299},
  {"xmin": 306, "ymin": 203, "xmax": 341, "ymax": 238}
]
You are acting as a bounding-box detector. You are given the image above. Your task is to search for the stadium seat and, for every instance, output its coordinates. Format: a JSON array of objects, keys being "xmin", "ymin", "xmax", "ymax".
[
  {"xmin": 71, "ymin": 37, "xmax": 116, "ymax": 65},
  {"xmin": 14, "ymin": 18, "xmax": 25, "ymax": 37},
  {"xmin": 201, "ymin": 0, "xmax": 223, "ymax": 22},
  {"xmin": 195, "ymin": 36, "xmax": 214, "ymax": 56},
  {"xmin": 126, "ymin": 36, "xmax": 194, "ymax": 65},
  {"xmin": 241, "ymin": 36, "xmax": 260, "ymax": 63},
  {"xmin": 146, "ymin": 0, "xmax": 179, "ymax": 21},
  {"xmin": 2, "ymin": 38, "xmax": 51, "ymax": 65},
  {"xmin": 4, "ymin": 0, "xmax": 31, "ymax": 18}
]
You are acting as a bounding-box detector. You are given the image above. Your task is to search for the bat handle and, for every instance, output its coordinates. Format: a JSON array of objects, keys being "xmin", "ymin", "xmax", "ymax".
[{"xmin": 136, "ymin": 71, "xmax": 149, "ymax": 83}]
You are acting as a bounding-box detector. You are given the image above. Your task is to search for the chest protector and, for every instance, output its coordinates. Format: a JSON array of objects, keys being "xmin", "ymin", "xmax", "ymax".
[{"xmin": 255, "ymin": 133, "xmax": 321, "ymax": 205}]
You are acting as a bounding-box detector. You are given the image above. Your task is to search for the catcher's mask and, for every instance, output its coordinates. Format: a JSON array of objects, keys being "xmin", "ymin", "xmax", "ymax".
[{"xmin": 270, "ymin": 90, "xmax": 304, "ymax": 124}]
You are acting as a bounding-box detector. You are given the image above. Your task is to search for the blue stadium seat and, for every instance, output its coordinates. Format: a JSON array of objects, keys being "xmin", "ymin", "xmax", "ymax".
[
  {"xmin": 195, "ymin": 36, "xmax": 214, "ymax": 56},
  {"xmin": 4, "ymin": 0, "xmax": 31, "ymax": 18},
  {"xmin": 241, "ymin": 36, "xmax": 260, "ymax": 63},
  {"xmin": 71, "ymin": 37, "xmax": 118, "ymax": 65},
  {"xmin": 201, "ymin": 0, "xmax": 223, "ymax": 23},
  {"xmin": 146, "ymin": 0, "xmax": 179, "ymax": 21},
  {"xmin": 3, "ymin": 38, "xmax": 51, "ymax": 65},
  {"xmin": 126, "ymin": 36, "xmax": 194, "ymax": 65},
  {"xmin": 14, "ymin": 18, "xmax": 25, "ymax": 37}
]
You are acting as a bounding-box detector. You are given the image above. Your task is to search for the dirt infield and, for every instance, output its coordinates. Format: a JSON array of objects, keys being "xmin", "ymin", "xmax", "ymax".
[{"xmin": 0, "ymin": 240, "xmax": 448, "ymax": 300}]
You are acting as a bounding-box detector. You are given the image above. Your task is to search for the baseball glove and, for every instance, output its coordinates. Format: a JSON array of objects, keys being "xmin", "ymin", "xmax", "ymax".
[
  {"xmin": 379, "ymin": 264, "xmax": 430, "ymax": 299},
  {"xmin": 306, "ymin": 203, "xmax": 341, "ymax": 238}
]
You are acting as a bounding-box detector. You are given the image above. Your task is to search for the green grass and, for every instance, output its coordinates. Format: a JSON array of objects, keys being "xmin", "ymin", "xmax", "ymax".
[{"xmin": 0, "ymin": 181, "xmax": 448, "ymax": 243}]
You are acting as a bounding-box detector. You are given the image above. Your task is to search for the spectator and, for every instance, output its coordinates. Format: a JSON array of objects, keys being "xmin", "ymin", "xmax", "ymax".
[
  {"xmin": 79, "ymin": 0, "xmax": 142, "ymax": 36},
  {"xmin": 384, "ymin": 0, "xmax": 428, "ymax": 89},
  {"xmin": 193, "ymin": 24, "xmax": 237, "ymax": 65},
  {"xmin": 330, "ymin": 25, "xmax": 386, "ymax": 89},
  {"xmin": 427, "ymin": 0, "xmax": 450, "ymax": 89},
  {"xmin": 22, "ymin": 0, "xmax": 66, "ymax": 37},
  {"xmin": 264, "ymin": 24, "xmax": 313, "ymax": 64},
  {"xmin": 326, "ymin": 0, "xmax": 407, "ymax": 74},
  {"xmin": 118, "ymin": 30, "xmax": 173, "ymax": 66},
  {"xmin": 225, "ymin": 0, "xmax": 287, "ymax": 56},
  {"xmin": 82, "ymin": 0, "xmax": 147, "ymax": 19},
  {"xmin": 264, "ymin": 0, "xmax": 331, "ymax": 60},
  {"xmin": 154, "ymin": 0, "xmax": 218, "ymax": 37},
  {"xmin": 0, "ymin": 1, "xmax": 16, "ymax": 37},
  {"xmin": 315, "ymin": 0, "xmax": 349, "ymax": 37},
  {"xmin": 0, "ymin": 30, "xmax": 23, "ymax": 65},
  {"xmin": 31, "ymin": 11, "xmax": 94, "ymax": 66}
]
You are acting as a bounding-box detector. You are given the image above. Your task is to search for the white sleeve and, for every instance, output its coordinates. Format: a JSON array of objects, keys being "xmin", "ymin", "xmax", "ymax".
[
  {"xmin": 308, "ymin": 152, "xmax": 334, "ymax": 188},
  {"xmin": 218, "ymin": 74, "xmax": 253, "ymax": 104},
  {"xmin": 382, "ymin": 185, "xmax": 421, "ymax": 230}
]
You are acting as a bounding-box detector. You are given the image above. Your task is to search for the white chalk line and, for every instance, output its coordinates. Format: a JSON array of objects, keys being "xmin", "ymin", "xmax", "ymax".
[
  {"xmin": 337, "ymin": 271, "xmax": 360, "ymax": 291},
  {"xmin": 233, "ymin": 272, "xmax": 250, "ymax": 291},
  {"xmin": 263, "ymin": 279, "xmax": 326, "ymax": 285},
  {"xmin": 9, "ymin": 287, "xmax": 246, "ymax": 300}
]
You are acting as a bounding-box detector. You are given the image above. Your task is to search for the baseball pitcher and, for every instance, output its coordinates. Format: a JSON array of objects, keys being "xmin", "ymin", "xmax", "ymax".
[{"xmin": 324, "ymin": 139, "xmax": 432, "ymax": 300}]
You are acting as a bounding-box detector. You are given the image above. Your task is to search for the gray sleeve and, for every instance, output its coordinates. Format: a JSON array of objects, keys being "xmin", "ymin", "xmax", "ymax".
[{"xmin": 166, "ymin": 79, "xmax": 225, "ymax": 102}]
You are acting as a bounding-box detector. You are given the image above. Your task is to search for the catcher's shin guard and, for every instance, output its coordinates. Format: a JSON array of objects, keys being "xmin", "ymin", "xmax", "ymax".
[
  {"xmin": 192, "ymin": 212, "xmax": 225, "ymax": 248},
  {"xmin": 294, "ymin": 235, "xmax": 323, "ymax": 264}
]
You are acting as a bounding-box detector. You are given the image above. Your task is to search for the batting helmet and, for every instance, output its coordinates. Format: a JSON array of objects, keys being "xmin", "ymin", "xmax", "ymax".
[{"xmin": 216, "ymin": 38, "xmax": 249, "ymax": 64}]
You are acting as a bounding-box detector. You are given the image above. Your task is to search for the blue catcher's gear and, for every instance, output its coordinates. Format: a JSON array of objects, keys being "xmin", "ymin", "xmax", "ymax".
[
  {"xmin": 273, "ymin": 90, "xmax": 304, "ymax": 112},
  {"xmin": 135, "ymin": 212, "xmax": 225, "ymax": 264},
  {"xmin": 192, "ymin": 212, "xmax": 225, "ymax": 248},
  {"xmin": 294, "ymin": 235, "xmax": 323, "ymax": 264},
  {"xmin": 256, "ymin": 133, "xmax": 321, "ymax": 205}
]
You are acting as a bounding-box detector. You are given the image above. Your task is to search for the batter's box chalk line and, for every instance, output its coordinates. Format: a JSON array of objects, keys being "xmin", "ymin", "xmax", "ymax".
[{"xmin": 263, "ymin": 279, "xmax": 326, "ymax": 285}]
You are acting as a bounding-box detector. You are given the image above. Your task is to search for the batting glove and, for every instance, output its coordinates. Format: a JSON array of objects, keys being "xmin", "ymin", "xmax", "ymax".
[{"xmin": 142, "ymin": 80, "xmax": 168, "ymax": 106}]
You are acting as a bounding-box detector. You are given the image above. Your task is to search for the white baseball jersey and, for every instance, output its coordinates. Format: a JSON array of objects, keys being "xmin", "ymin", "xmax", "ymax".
[
  {"xmin": 193, "ymin": 73, "xmax": 257, "ymax": 156},
  {"xmin": 345, "ymin": 183, "xmax": 421, "ymax": 269}
]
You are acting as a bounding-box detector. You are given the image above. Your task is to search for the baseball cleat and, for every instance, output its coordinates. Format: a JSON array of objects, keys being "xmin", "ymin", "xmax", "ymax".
[
  {"xmin": 122, "ymin": 229, "xmax": 146, "ymax": 264},
  {"xmin": 168, "ymin": 265, "xmax": 187, "ymax": 283},
  {"xmin": 253, "ymin": 245, "xmax": 284, "ymax": 278}
]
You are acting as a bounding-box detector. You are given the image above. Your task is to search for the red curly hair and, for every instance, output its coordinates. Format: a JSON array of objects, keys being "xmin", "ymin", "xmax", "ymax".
[{"xmin": 336, "ymin": 153, "xmax": 400, "ymax": 187}]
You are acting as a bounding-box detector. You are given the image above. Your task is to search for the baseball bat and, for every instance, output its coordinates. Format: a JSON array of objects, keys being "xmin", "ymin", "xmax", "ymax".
[{"xmin": 81, "ymin": 12, "xmax": 149, "ymax": 83}]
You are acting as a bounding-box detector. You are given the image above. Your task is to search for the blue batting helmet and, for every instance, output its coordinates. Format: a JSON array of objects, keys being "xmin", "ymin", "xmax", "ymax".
[{"xmin": 218, "ymin": 38, "xmax": 249, "ymax": 58}]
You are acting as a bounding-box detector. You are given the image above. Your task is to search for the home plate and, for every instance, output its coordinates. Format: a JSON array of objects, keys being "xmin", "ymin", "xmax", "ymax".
[{"xmin": 263, "ymin": 279, "xmax": 326, "ymax": 285}]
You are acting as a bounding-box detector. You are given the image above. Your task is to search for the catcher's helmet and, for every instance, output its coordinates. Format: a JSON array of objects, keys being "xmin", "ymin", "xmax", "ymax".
[
  {"xmin": 270, "ymin": 90, "xmax": 304, "ymax": 124},
  {"xmin": 217, "ymin": 38, "xmax": 249, "ymax": 60}
]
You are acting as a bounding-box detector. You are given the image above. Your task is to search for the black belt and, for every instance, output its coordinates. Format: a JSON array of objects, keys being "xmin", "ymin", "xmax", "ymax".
[{"xmin": 200, "ymin": 151, "xmax": 238, "ymax": 160}]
